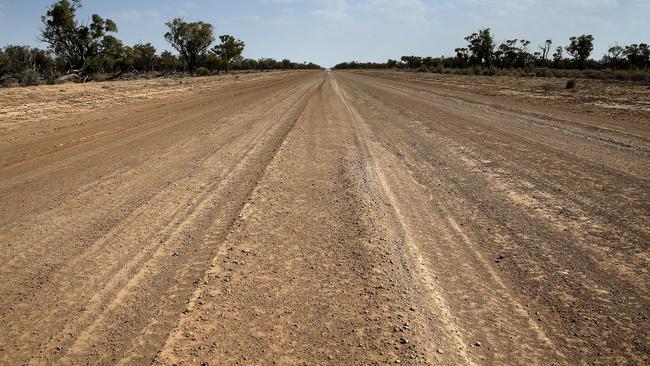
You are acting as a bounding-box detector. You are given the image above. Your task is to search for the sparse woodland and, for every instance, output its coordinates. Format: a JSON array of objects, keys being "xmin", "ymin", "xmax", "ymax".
[
  {"xmin": 334, "ymin": 28, "xmax": 650, "ymax": 82},
  {"xmin": 0, "ymin": 0, "xmax": 321, "ymax": 87},
  {"xmin": 2, "ymin": 1, "xmax": 648, "ymax": 87}
]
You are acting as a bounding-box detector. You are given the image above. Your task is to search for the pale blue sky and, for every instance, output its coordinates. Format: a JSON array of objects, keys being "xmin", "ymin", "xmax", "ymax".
[{"xmin": 0, "ymin": 0, "xmax": 648, "ymax": 67}]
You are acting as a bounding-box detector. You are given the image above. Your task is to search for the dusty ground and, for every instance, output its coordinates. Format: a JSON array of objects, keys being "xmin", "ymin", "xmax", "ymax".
[
  {"xmin": 0, "ymin": 70, "xmax": 648, "ymax": 365},
  {"xmin": 364, "ymin": 70, "xmax": 650, "ymax": 127},
  {"xmin": 0, "ymin": 72, "xmax": 283, "ymax": 140}
]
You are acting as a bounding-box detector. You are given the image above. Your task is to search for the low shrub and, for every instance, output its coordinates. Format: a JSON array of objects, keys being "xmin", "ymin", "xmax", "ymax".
[
  {"xmin": 534, "ymin": 67, "xmax": 553, "ymax": 78},
  {"xmin": 431, "ymin": 65, "xmax": 444, "ymax": 74},
  {"xmin": 566, "ymin": 79, "xmax": 576, "ymax": 89},
  {"xmin": 483, "ymin": 66, "xmax": 497, "ymax": 76},
  {"xmin": 20, "ymin": 69, "xmax": 40, "ymax": 86},
  {"xmin": 629, "ymin": 72, "xmax": 649, "ymax": 83},
  {"xmin": 583, "ymin": 69, "xmax": 603, "ymax": 80},
  {"xmin": 45, "ymin": 74, "xmax": 59, "ymax": 85},
  {"xmin": 92, "ymin": 73, "xmax": 110, "ymax": 82},
  {"xmin": 196, "ymin": 67, "xmax": 210, "ymax": 76}
]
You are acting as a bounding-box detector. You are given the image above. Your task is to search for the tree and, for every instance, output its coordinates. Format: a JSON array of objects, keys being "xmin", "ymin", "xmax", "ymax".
[
  {"xmin": 422, "ymin": 57, "xmax": 438, "ymax": 69},
  {"xmin": 465, "ymin": 28, "xmax": 495, "ymax": 67},
  {"xmin": 132, "ymin": 43, "xmax": 157, "ymax": 72},
  {"xmin": 257, "ymin": 58, "xmax": 278, "ymax": 70},
  {"xmin": 496, "ymin": 40, "xmax": 517, "ymax": 68},
  {"xmin": 565, "ymin": 35, "xmax": 594, "ymax": 69},
  {"xmin": 515, "ymin": 39, "xmax": 532, "ymax": 68},
  {"xmin": 164, "ymin": 18, "xmax": 214, "ymax": 72},
  {"xmin": 29, "ymin": 47, "xmax": 56, "ymax": 77},
  {"xmin": 212, "ymin": 35, "xmax": 245, "ymax": 72},
  {"xmin": 3, "ymin": 45, "xmax": 32, "ymax": 74},
  {"xmin": 624, "ymin": 43, "xmax": 650, "ymax": 69},
  {"xmin": 159, "ymin": 51, "xmax": 179, "ymax": 73},
  {"xmin": 386, "ymin": 59, "xmax": 397, "ymax": 68},
  {"xmin": 539, "ymin": 39, "xmax": 552, "ymax": 61},
  {"xmin": 281, "ymin": 59, "xmax": 293, "ymax": 69},
  {"xmin": 552, "ymin": 46, "xmax": 564, "ymax": 67},
  {"xmin": 101, "ymin": 35, "xmax": 126, "ymax": 72},
  {"xmin": 400, "ymin": 56, "xmax": 422, "ymax": 69},
  {"xmin": 604, "ymin": 44, "xmax": 625, "ymax": 69},
  {"xmin": 0, "ymin": 51, "xmax": 10, "ymax": 77},
  {"xmin": 41, "ymin": 0, "xmax": 118, "ymax": 72},
  {"xmin": 85, "ymin": 34, "xmax": 125, "ymax": 73},
  {"xmin": 2, "ymin": 45, "xmax": 55, "ymax": 77},
  {"xmin": 201, "ymin": 53, "xmax": 222, "ymax": 71},
  {"xmin": 454, "ymin": 47, "xmax": 469, "ymax": 68}
]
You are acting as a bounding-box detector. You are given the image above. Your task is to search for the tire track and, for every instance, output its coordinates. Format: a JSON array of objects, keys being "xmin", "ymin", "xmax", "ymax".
[
  {"xmin": 0, "ymin": 73, "xmax": 323, "ymax": 365},
  {"xmin": 57, "ymin": 75, "xmax": 325, "ymax": 365},
  {"xmin": 334, "ymin": 71, "xmax": 649, "ymax": 364}
]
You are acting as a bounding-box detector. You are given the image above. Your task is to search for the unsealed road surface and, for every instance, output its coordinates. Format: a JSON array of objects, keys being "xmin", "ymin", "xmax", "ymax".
[{"xmin": 1, "ymin": 71, "xmax": 648, "ymax": 365}]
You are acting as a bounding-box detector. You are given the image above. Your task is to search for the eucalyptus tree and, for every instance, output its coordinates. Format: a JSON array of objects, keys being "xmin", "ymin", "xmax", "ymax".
[
  {"xmin": 565, "ymin": 35, "xmax": 594, "ymax": 69},
  {"xmin": 164, "ymin": 18, "xmax": 214, "ymax": 72},
  {"xmin": 464, "ymin": 28, "xmax": 495, "ymax": 67},
  {"xmin": 41, "ymin": 0, "xmax": 118, "ymax": 72},
  {"xmin": 212, "ymin": 35, "xmax": 245, "ymax": 72}
]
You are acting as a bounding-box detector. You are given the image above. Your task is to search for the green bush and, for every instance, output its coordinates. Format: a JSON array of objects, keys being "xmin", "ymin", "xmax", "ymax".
[
  {"xmin": 45, "ymin": 73, "xmax": 59, "ymax": 85},
  {"xmin": 1, "ymin": 74, "xmax": 17, "ymax": 86},
  {"xmin": 20, "ymin": 69, "xmax": 40, "ymax": 85},
  {"xmin": 93, "ymin": 73, "xmax": 109, "ymax": 82},
  {"xmin": 196, "ymin": 67, "xmax": 210, "ymax": 76}
]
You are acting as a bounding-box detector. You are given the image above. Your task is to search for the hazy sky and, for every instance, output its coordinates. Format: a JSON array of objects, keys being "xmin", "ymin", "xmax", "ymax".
[{"xmin": 0, "ymin": 0, "xmax": 648, "ymax": 67}]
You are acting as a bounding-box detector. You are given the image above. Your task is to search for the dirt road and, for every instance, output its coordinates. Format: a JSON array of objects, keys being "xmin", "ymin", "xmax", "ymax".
[{"xmin": 1, "ymin": 71, "xmax": 648, "ymax": 365}]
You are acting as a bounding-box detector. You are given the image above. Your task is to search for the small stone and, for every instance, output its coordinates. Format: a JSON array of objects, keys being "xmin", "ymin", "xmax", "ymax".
[
  {"xmin": 400, "ymin": 337, "xmax": 409, "ymax": 344},
  {"xmin": 437, "ymin": 349, "xmax": 444, "ymax": 354},
  {"xmin": 474, "ymin": 341, "xmax": 482, "ymax": 347}
]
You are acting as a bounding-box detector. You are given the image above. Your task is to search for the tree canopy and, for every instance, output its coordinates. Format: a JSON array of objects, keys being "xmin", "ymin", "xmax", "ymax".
[
  {"xmin": 212, "ymin": 35, "xmax": 245, "ymax": 72},
  {"xmin": 565, "ymin": 35, "xmax": 594, "ymax": 69},
  {"xmin": 164, "ymin": 18, "xmax": 214, "ymax": 72},
  {"xmin": 41, "ymin": 0, "xmax": 118, "ymax": 71},
  {"xmin": 333, "ymin": 28, "xmax": 648, "ymax": 83},
  {"xmin": 465, "ymin": 28, "xmax": 495, "ymax": 67}
]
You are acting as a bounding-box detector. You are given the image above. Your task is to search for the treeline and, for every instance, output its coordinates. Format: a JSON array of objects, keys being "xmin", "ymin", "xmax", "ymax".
[
  {"xmin": 334, "ymin": 28, "xmax": 649, "ymax": 81},
  {"xmin": 0, "ymin": 0, "xmax": 321, "ymax": 86}
]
